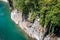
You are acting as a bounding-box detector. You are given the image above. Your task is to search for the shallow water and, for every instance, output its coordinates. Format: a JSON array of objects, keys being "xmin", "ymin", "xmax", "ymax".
[{"xmin": 0, "ymin": 1, "xmax": 28, "ymax": 40}]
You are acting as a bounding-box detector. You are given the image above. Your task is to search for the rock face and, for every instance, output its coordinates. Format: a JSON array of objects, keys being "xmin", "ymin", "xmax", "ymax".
[
  {"xmin": 11, "ymin": 9, "xmax": 45, "ymax": 40},
  {"xmin": 11, "ymin": 9, "xmax": 60, "ymax": 40},
  {"xmin": 1, "ymin": 0, "xmax": 8, "ymax": 2}
]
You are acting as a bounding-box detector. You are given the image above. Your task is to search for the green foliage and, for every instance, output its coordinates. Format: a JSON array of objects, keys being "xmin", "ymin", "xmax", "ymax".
[
  {"xmin": 12, "ymin": 0, "xmax": 24, "ymax": 11},
  {"xmin": 12, "ymin": 0, "xmax": 60, "ymax": 33},
  {"xmin": 29, "ymin": 11, "xmax": 36, "ymax": 22}
]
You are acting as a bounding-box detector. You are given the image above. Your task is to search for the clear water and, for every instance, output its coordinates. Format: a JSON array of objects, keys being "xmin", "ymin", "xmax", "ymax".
[{"xmin": 0, "ymin": 1, "xmax": 27, "ymax": 40}]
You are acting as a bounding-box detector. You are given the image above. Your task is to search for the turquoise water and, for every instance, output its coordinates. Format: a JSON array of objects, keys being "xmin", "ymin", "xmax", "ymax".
[{"xmin": 0, "ymin": 1, "xmax": 28, "ymax": 40}]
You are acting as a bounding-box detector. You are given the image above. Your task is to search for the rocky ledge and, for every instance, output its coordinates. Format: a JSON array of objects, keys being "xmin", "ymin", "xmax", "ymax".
[{"xmin": 11, "ymin": 9, "xmax": 60, "ymax": 40}]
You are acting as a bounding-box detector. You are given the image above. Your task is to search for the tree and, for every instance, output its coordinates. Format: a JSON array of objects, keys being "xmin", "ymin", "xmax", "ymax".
[{"xmin": 12, "ymin": 0, "xmax": 60, "ymax": 40}]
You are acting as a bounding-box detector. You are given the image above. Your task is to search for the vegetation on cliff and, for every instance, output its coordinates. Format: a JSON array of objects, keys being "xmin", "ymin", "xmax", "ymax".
[{"xmin": 12, "ymin": 0, "xmax": 60, "ymax": 39}]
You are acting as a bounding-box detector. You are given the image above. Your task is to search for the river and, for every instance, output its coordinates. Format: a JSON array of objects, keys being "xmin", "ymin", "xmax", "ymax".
[{"xmin": 0, "ymin": 1, "xmax": 28, "ymax": 40}]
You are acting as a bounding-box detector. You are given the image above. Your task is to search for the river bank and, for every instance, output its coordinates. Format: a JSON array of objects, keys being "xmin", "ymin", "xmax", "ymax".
[
  {"xmin": 0, "ymin": 0, "xmax": 37, "ymax": 40},
  {"xmin": 0, "ymin": 1, "xmax": 30, "ymax": 40},
  {"xmin": 1, "ymin": 0, "xmax": 60, "ymax": 40},
  {"xmin": 11, "ymin": 9, "xmax": 40, "ymax": 40},
  {"xmin": 11, "ymin": 9, "xmax": 60, "ymax": 40},
  {"xmin": 11, "ymin": 9, "xmax": 37, "ymax": 40}
]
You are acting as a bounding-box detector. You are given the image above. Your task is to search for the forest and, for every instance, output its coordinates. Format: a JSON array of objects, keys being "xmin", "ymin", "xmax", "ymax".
[{"xmin": 12, "ymin": 0, "xmax": 60, "ymax": 38}]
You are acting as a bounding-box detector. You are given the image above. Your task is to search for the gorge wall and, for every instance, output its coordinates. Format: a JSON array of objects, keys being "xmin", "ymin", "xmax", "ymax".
[
  {"xmin": 1, "ymin": 0, "xmax": 60, "ymax": 40},
  {"xmin": 11, "ymin": 9, "xmax": 60, "ymax": 40}
]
